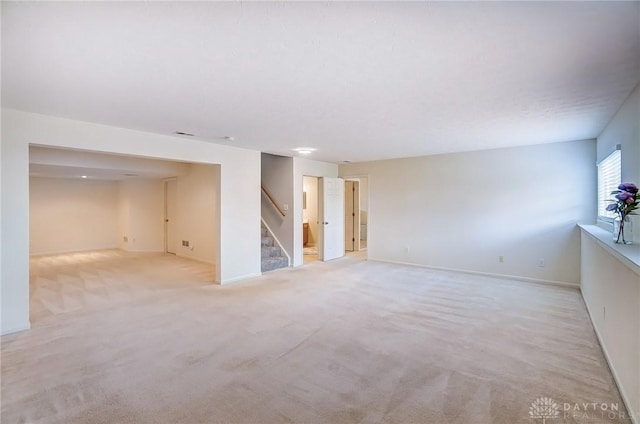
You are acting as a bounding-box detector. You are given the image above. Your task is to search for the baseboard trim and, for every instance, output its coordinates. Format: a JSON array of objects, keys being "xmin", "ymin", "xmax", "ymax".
[
  {"xmin": 368, "ymin": 258, "xmax": 579, "ymax": 289},
  {"xmin": 1, "ymin": 322, "xmax": 31, "ymax": 336},
  {"xmin": 30, "ymin": 247, "xmax": 119, "ymax": 257},
  {"xmin": 581, "ymin": 291, "xmax": 638, "ymax": 424},
  {"xmin": 175, "ymin": 253, "xmax": 215, "ymax": 266},
  {"xmin": 217, "ymin": 272, "xmax": 262, "ymax": 285},
  {"xmin": 124, "ymin": 249, "xmax": 165, "ymax": 254}
]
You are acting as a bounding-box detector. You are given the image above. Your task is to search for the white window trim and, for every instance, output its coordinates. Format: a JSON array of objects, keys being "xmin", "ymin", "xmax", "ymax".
[{"xmin": 597, "ymin": 146, "xmax": 621, "ymax": 223}]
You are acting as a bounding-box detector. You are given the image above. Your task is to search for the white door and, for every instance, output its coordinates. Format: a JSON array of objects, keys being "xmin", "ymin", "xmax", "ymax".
[
  {"xmin": 318, "ymin": 177, "xmax": 345, "ymax": 261},
  {"xmin": 164, "ymin": 179, "xmax": 177, "ymax": 254}
]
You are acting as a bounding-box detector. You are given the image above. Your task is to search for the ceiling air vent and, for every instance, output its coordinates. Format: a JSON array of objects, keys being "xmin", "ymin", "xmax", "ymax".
[{"xmin": 175, "ymin": 131, "xmax": 195, "ymax": 137}]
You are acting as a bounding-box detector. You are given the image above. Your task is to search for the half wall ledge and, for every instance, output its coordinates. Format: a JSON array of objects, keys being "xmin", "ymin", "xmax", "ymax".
[{"xmin": 579, "ymin": 224, "xmax": 640, "ymax": 276}]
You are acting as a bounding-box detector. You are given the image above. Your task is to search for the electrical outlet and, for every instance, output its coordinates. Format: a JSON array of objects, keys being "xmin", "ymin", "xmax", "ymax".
[
  {"xmin": 123, "ymin": 236, "xmax": 128, "ymax": 242},
  {"xmin": 499, "ymin": 256, "xmax": 504, "ymax": 263},
  {"xmin": 404, "ymin": 246, "xmax": 410, "ymax": 254},
  {"xmin": 538, "ymin": 258, "xmax": 545, "ymax": 267}
]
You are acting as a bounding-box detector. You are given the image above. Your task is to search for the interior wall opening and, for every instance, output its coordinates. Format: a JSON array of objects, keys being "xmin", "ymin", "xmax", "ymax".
[{"xmin": 28, "ymin": 146, "xmax": 221, "ymax": 323}]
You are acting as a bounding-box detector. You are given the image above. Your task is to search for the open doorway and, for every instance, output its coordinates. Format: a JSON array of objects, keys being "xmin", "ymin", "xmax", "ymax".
[
  {"xmin": 302, "ymin": 176, "xmax": 319, "ymax": 263},
  {"xmin": 301, "ymin": 175, "xmax": 345, "ymax": 264},
  {"xmin": 343, "ymin": 176, "xmax": 368, "ymax": 253},
  {"xmin": 28, "ymin": 146, "xmax": 220, "ymax": 323}
]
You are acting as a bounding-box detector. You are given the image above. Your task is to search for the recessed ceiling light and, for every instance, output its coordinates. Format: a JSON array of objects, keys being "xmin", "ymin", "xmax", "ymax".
[
  {"xmin": 292, "ymin": 147, "xmax": 317, "ymax": 155},
  {"xmin": 224, "ymin": 136, "xmax": 235, "ymax": 141},
  {"xmin": 175, "ymin": 131, "xmax": 195, "ymax": 137},
  {"xmin": 81, "ymin": 175, "xmax": 88, "ymax": 179}
]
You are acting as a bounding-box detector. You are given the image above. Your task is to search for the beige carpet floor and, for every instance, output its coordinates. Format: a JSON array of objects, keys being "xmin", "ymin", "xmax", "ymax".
[
  {"xmin": 1, "ymin": 250, "xmax": 630, "ymax": 423},
  {"xmin": 28, "ymin": 250, "xmax": 215, "ymax": 323}
]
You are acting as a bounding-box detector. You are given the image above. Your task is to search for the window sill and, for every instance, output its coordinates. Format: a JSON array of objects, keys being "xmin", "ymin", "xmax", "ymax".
[{"xmin": 579, "ymin": 224, "xmax": 640, "ymax": 276}]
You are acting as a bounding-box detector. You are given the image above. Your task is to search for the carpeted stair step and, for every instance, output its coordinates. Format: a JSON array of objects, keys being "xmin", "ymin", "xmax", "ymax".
[
  {"xmin": 261, "ymin": 246, "xmax": 282, "ymax": 258},
  {"xmin": 260, "ymin": 223, "xmax": 288, "ymax": 273},
  {"xmin": 261, "ymin": 256, "xmax": 288, "ymax": 272}
]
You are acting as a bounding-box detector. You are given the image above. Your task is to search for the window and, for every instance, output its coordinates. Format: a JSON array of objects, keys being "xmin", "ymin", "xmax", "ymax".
[{"xmin": 597, "ymin": 148, "xmax": 621, "ymax": 220}]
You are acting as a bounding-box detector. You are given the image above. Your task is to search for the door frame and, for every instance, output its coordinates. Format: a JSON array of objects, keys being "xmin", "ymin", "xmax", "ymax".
[
  {"xmin": 340, "ymin": 174, "xmax": 369, "ymax": 253},
  {"xmin": 301, "ymin": 175, "xmax": 319, "ymax": 263},
  {"xmin": 344, "ymin": 180, "xmax": 360, "ymax": 252},
  {"xmin": 163, "ymin": 178, "xmax": 177, "ymax": 254}
]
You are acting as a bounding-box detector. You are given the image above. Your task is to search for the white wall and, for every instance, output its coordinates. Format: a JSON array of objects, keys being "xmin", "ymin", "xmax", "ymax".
[
  {"xmin": 340, "ymin": 139, "xmax": 596, "ymax": 285},
  {"xmin": 580, "ymin": 83, "xmax": 640, "ymax": 424},
  {"xmin": 118, "ymin": 179, "xmax": 165, "ymax": 252},
  {"xmin": 1, "ymin": 109, "xmax": 261, "ymax": 335},
  {"xmin": 292, "ymin": 157, "xmax": 339, "ymax": 266},
  {"xmin": 580, "ymin": 234, "xmax": 639, "ymax": 423},
  {"xmin": 597, "ymin": 84, "xmax": 640, "ymax": 243},
  {"xmin": 261, "ymin": 153, "xmax": 294, "ymax": 259},
  {"xmin": 29, "ymin": 177, "xmax": 119, "ymax": 255},
  {"xmin": 302, "ymin": 176, "xmax": 318, "ymax": 246},
  {"xmin": 175, "ymin": 164, "xmax": 219, "ymax": 264},
  {"xmin": 31, "ymin": 170, "xmax": 217, "ymax": 260}
]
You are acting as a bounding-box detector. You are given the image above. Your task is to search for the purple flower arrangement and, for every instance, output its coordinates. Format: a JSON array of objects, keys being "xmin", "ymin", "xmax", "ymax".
[{"xmin": 606, "ymin": 182, "xmax": 638, "ymax": 243}]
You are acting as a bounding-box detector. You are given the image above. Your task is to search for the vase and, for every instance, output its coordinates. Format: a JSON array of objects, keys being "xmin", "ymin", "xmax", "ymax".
[{"xmin": 613, "ymin": 216, "xmax": 633, "ymax": 244}]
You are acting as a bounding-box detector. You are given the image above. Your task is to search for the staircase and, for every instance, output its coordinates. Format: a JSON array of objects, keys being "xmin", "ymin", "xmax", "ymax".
[{"xmin": 261, "ymin": 224, "xmax": 288, "ymax": 272}]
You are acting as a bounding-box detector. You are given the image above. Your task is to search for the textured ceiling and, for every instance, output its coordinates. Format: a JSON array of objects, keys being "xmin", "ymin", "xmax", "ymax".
[{"xmin": 3, "ymin": 2, "xmax": 639, "ymax": 163}]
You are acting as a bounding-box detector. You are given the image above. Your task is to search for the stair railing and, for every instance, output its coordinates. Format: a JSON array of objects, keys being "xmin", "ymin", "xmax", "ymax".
[{"xmin": 261, "ymin": 185, "xmax": 285, "ymax": 217}]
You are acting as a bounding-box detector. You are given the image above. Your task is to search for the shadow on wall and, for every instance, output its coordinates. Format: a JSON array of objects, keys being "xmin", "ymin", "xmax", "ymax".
[{"xmin": 262, "ymin": 195, "xmax": 286, "ymax": 224}]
